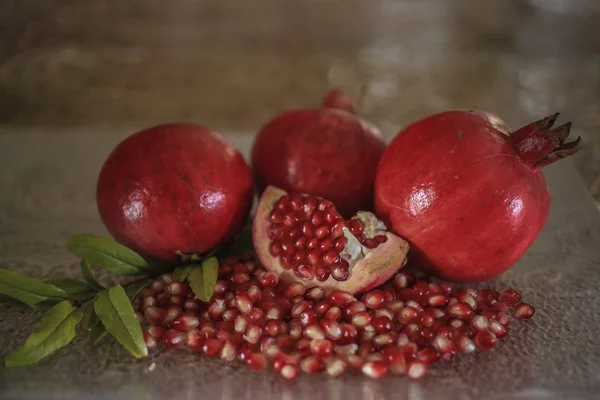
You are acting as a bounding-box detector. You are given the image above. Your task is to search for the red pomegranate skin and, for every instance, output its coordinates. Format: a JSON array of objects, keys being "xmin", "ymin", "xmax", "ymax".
[
  {"xmin": 251, "ymin": 108, "xmax": 385, "ymax": 218},
  {"xmin": 97, "ymin": 123, "xmax": 254, "ymax": 263},
  {"xmin": 374, "ymin": 110, "xmax": 552, "ymax": 282}
]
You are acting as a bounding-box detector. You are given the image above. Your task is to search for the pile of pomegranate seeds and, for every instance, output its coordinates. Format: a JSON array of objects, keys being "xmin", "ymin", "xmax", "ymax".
[
  {"xmin": 137, "ymin": 253, "xmax": 534, "ymax": 380},
  {"xmin": 267, "ymin": 193, "xmax": 387, "ymax": 282}
]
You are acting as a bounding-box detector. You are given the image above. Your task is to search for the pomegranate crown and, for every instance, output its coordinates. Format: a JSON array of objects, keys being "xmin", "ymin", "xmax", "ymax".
[{"xmin": 510, "ymin": 113, "xmax": 581, "ymax": 169}]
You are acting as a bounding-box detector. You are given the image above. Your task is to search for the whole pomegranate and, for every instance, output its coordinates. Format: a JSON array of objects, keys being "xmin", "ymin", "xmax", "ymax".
[
  {"xmin": 97, "ymin": 123, "xmax": 254, "ymax": 262},
  {"xmin": 251, "ymin": 89, "xmax": 385, "ymax": 218},
  {"xmin": 253, "ymin": 186, "xmax": 409, "ymax": 294},
  {"xmin": 375, "ymin": 111, "xmax": 579, "ymax": 282}
]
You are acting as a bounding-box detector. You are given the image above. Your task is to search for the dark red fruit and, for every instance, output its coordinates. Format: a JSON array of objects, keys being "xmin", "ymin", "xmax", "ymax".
[
  {"xmin": 251, "ymin": 89, "xmax": 385, "ymax": 218},
  {"xmin": 375, "ymin": 111, "xmax": 579, "ymax": 282},
  {"xmin": 97, "ymin": 123, "xmax": 254, "ymax": 262}
]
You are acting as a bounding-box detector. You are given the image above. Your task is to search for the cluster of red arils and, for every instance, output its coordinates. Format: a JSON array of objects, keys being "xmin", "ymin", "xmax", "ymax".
[{"xmin": 137, "ymin": 253, "xmax": 534, "ymax": 380}]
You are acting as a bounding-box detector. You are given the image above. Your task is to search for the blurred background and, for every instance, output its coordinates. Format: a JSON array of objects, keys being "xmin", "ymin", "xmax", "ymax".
[{"xmin": 1, "ymin": 0, "xmax": 599, "ymax": 203}]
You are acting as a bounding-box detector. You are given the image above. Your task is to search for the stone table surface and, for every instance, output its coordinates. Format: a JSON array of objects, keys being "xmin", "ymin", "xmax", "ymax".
[{"xmin": 1, "ymin": 1, "xmax": 600, "ymax": 399}]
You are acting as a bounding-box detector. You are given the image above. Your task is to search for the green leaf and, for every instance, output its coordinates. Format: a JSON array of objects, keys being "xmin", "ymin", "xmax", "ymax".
[
  {"xmin": 4, "ymin": 301, "xmax": 83, "ymax": 367},
  {"xmin": 82, "ymin": 306, "xmax": 96, "ymax": 331},
  {"xmin": 90, "ymin": 322, "xmax": 108, "ymax": 345},
  {"xmin": 0, "ymin": 269, "xmax": 70, "ymax": 307},
  {"xmin": 124, "ymin": 279, "xmax": 150, "ymax": 302},
  {"xmin": 67, "ymin": 234, "xmax": 148, "ymax": 276},
  {"xmin": 94, "ymin": 286, "xmax": 147, "ymax": 358},
  {"xmin": 45, "ymin": 278, "xmax": 97, "ymax": 303},
  {"xmin": 187, "ymin": 257, "xmax": 219, "ymax": 302},
  {"xmin": 172, "ymin": 265, "xmax": 194, "ymax": 282},
  {"xmin": 80, "ymin": 260, "xmax": 104, "ymax": 290}
]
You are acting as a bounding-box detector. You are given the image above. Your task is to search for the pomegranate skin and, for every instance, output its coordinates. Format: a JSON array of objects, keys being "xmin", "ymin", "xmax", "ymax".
[
  {"xmin": 251, "ymin": 108, "xmax": 385, "ymax": 218},
  {"xmin": 97, "ymin": 123, "xmax": 254, "ymax": 262},
  {"xmin": 375, "ymin": 110, "xmax": 552, "ymax": 282}
]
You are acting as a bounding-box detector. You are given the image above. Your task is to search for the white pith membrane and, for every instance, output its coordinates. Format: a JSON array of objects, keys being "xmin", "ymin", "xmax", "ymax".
[{"xmin": 340, "ymin": 212, "xmax": 388, "ymax": 273}]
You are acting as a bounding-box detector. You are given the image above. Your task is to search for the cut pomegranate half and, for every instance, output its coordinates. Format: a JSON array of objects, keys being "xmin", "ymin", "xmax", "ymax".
[{"xmin": 253, "ymin": 186, "xmax": 409, "ymax": 294}]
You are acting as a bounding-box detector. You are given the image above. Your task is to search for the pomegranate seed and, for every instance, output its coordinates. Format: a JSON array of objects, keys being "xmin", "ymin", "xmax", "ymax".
[
  {"xmin": 433, "ymin": 335, "xmax": 454, "ymax": 353},
  {"xmin": 371, "ymin": 316, "xmax": 392, "ymax": 333},
  {"xmin": 265, "ymin": 320, "xmax": 282, "ymax": 336},
  {"xmin": 401, "ymin": 343, "xmax": 419, "ymax": 361},
  {"xmin": 303, "ymin": 323, "xmax": 326, "ymax": 340},
  {"xmin": 405, "ymin": 300, "xmax": 424, "ymax": 312},
  {"xmin": 489, "ymin": 320, "xmax": 508, "ymax": 338},
  {"xmin": 358, "ymin": 342, "xmax": 374, "ymax": 358},
  {"xmin": 216, "ymin": 328, "xmax": 234, "ymax": 342},
  {"xmin": 231, "ymin": 273, "xmax": 250, "ymax": 284},
  {"xmin": 275, "ymin": 335, "xmax": 297, "ymax": 353},
  {"xmin": 514, "ymin": 303, "xmax": 535, "ymax": 319},
  {"xmin": 249, "ymin": 308, "xmax": 266, "ymax": 326},
  {"xmin": 497, "ymin": 313, "xmax": 511, "ymax": 327},
  {"xmin": 396, "ymin": 333, "xmax": 410, "ymax": 347},
  {"xmin": 140, "ymin": 296, "xmax": 156, "ymax": 310},
  {"xmin": 324, "ymin": 306, "xmax": 342, "ymax": 321},
  {"xmin": 321, "ymin": 320, "xmax": 342, "ymax": 340},
  {"xmin": 331, "ymin": 265, "xmax": 350, "ymax": 281},
  {"xmin": 448, "ymin": 302, "xmax": 474, "ymax": 319},
  {"xmin": 300, "ymin": 356, "xmax": 324, "ymax": 374},
  {"xmin": 304, "ymin": 286, "xmax": 325, "ymax": 302},
  {"xmin": 328, "ymin": 290, "xmax": 356, "ymax": 307},
  {"xmin": 386, "ymin": 300, "xmax": 405, "ymax": 314},
  {"xmin": 456, "ymin": 335, "xmax": 476, "ymax": 353},
  {"xmin": 163, "ymin": 329, "xmax": 187, "ymax": 349},
  {"xmin": 265, "ymin": 305, "xmax": 284, "ymax": 320},
  {"xmin": 334, "ymin": 343, "xmax": 358, "ymax": 355},
  {"xmin": 343, "ymin": 301, "xmax": 367, "ymax": 321},
  {"xmin": 492, "ymin": 302, "xmax": 510, "ymax": 314},
  {"xmin": 300, "ymin": 310, "xmax": 318, "ymax": 326},
  {"xmin": 398, "ymin": 307, "xmax": 420, "ymax": 324},
  {"xmin": 471, "ymin": 315, "xmax": 489, "ymax": 331},
  {"xmin": 243, "ymin": 325, "xmax": 263, "ymax": 344},
  {"xmin": 338, "ymin": 323, "xmax": 358, "ymax": 345},
  {"xmin": 144, "ymin": 306, "xmax": 167, "ymax": 325},
  {"xmin": 326, "ymin": 356, "xmax": 347, "ymax": 377},
  {"xmin": 416, "ymin": 347, "xmax": 438, "ymax": 364},
  {"xmin": 358, "ymin": 328, "xmax": 376, "ymax": 344},
  {"xmin": 393, "ymin": 273, "xmax": 414, "ymax": 289},
  {"xmin": 149, "ymin": 280, "xmax": 165, "ymax": 294},
  {"xmin": 172, "ymin": 315, "xmax": 199, "ymax": 332},
  {"xmin": 342, "ymin": 354, "xmax": 365, "ymax": 370},
  {"xmin": 199, "ymin": 326, "xmax": 217, "ymax": 339},
  {"xmin": 428, "ymin": 294, "xmax": 448, "ymax": 307},
  {"xmin": 362, "ymin": 361, "xmax": 388, "ymax": 378},
  {"xmin": 208, "ymin": 298, "xmax": 227, "ymax": 320},
  {"xmin": 143, "ymin": 331, "xmax": 157, "ymax": 351},
  {"xmin": 374, "ymin": 308, "xmax": 394, "ymax": 321},
  {"xmin": 187, "ymin": 329, "xmax": 204, "ymax": 350},
  {"xmin": 184, "ymin": 299, "xmax": 202, "ymax": 311},
  {"xmin": 315, "ymin": 266, "xmax": 330, "ymax": 281},
  {"xmin": 498, "ymin": 288, "xmax": 521, "ymax": 307},
  {"xmin": 285, "ymin": 283, "xmax": 306, "ymax": 298},
  {"xmin": 475, "ymin": 329, "xmax": 497, "ymax": 350},
  {"xmin": 246, "ymin": 353, "xmax": 267, "ymax": 371},
  {"xmin": 160, "ymin": 273, "xmax": 173, "ymax": 285},
  {"xmin": 163, "ymin": 305, "xmax": 181, "ymax": 325},
  {"xmin": 373, "ymin": 333, "xmax": 396, "ymax": 348},
  {"xmin": 408, "ymin": 360, "xmax": 427, "ymax": 379},
  {"xmin": 384, "ymin": 347, "xmax": 407, "ymax": 374},
  {"xmin": 289, "ymin": 319, "xmax": 303, "ymax": 339},
  {"xmin": 280, "ymin": 364, "xmax": 299, "ymax": 380},
  {"xmin": 235, "ymin": 293, "xmax": 253, "ymax": 314},
  {"xmin": 234, "ymin": 314, "xmax": 250, "ymax": 333},
  {"xmin": 202, "ymin": 338, "xmax": 223, "ymax": 356},
  {"xmin": 259, "ymin": 272, "xmax": 278, "ymax": 287},
  {"xmin": 478, "ymin": 289, "xmax": 499, "ymax": 306},
  {"xmin": 222, "ymin": 309, "xmax": 239, "ymax": 322},
  {"xmin": 166, "ymin": 281, "xmax": 189, "ymax": 297},
  {"xmin": 420, "ymin": 313, "xmax": 435, "ymax": 328},
  {"xmin": 310, "ymin": 339, "xmax": 333, "ymax": 358},
  {"xmin": 247, "ymin": 286, "xmax": 262, "ymax": 303},
  {"xmin": 219, "ymin": 340, "xmax": 237, "ymax": 361},
  {"xmin": 155, "ymin": 293, "xmax": 170, "ymax": 307},
  {"xmin": 147, "ymin": 325, "xmax": 166, "ymax": 339},
  {"xmin": 364, "ymin": 290, "xmax": 386, "ymax": 309},
  {"xmin": 352, "ymin": 311, "xmax": 372, "ymax": 328}
]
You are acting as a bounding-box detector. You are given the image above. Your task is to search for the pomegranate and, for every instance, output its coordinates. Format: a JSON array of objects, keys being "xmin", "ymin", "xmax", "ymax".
[
  {"xmin": 251, "ymin": 89, "xmax": 385, "ymax": 218},
  {"xmin": 97, "ymin": 123, "xmax": 254, "ymax": 262},
  {"xmin": 252, "ymin": 186, "xmax": 409, "ymax": 294},
  {"xmin": 375, "ymin": 111, "xmax": 580, "ymax": 282},
  {"xmin": 136, "ymin": 253, "xmax": 535, "ymax": 381}
]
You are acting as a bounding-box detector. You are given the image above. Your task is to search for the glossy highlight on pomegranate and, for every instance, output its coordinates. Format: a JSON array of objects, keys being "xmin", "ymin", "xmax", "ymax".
[
  {"xmin": 251, "ymin": 89, "xmax": 385, "ymax": 218},
  {"xmin": 97, "ymin": 123, "xmax": 254, "ymax": 262},
  {"xmin": 375, "ymin": 110, "xmax": 580, "ymax": 282},
  {"xmin": 252, "ymin": 186, "xmax": 409, "ymax": 294}
]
